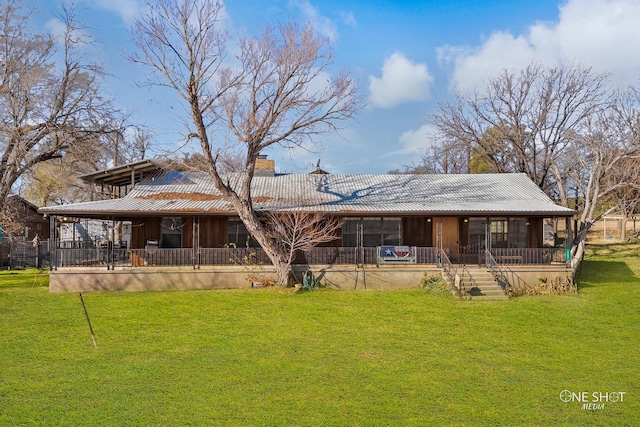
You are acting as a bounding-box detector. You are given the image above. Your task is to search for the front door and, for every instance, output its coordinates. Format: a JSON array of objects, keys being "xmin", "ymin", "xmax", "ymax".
[{"xmin": 432, "ymin": 217, "xmax": 459, "ymax": 255}]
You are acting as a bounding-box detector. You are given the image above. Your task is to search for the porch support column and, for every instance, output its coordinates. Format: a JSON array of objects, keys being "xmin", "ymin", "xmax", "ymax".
[
  {"xmin": 50, "ymin": 214, "xmax": 57, "ymax": 271},
  {"xmin": 109, "ymin": 218, "xmax": 115, "ymax": 270},
  {"xmin": 566, "ymin": 216, "xmax": 573, "ymax": 268},
  {"xmin": 192, "ymin": 217, "xmax": 199, "ymax": 270}
]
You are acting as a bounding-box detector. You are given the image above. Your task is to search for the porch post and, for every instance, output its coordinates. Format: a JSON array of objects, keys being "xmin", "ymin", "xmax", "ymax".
[
  {"xmin": 50, "ymin": 214, "xmax": 57, "ymax": 271},
  {"xmin": 109, "ymin": 218, "xmax": 115, "ymax": 270},
  {"xmin": 192, "ymin": 217, "xmax": 199, "ymax": 269}
]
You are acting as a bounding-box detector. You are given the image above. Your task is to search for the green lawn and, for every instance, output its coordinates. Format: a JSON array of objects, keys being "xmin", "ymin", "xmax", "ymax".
[{"xmin": 1, "ymin": 244, "xmax": 638, "ymax": 426}]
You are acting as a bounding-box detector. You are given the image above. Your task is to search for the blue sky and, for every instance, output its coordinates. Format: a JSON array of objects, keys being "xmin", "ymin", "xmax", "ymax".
[{"xmin": 30, "ymin": 0, "xmax": 640, "ymax": 174}]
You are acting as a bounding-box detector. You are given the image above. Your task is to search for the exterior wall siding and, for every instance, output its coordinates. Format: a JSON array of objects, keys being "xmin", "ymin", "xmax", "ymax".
[
  {"xmin": 402, "ymin": 217, "xmax": 433, "ymax": 247},
  {"xmin": 131, "ymin": 218, "xmax": 161, "ymax": 249},
  {"xmin": 130, "ymin": 214, "xmax": 549, "ymax": 251}
]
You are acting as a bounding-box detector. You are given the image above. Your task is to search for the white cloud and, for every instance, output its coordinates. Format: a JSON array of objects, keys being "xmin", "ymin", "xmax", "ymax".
[
  {"xmin": 45, "ymin": 18, "xmax": 93, "ymax": 46},
  {"xmin": 369, "ymin": 52, "xmax": 434, "ymax": 109},
  {"xmin": 381, "ymin": 124, "xmax": 436, "ymax": 158},
  {"xmin": 86, "ymin": 0, "xmax": 142, "ymax": 23},
  {"xmin": 442, "ymin": 0, "xmax": 640, "ymax": 92},
  {"xmin": 289, "ymin": 0, "xmax": 339, "ymax": 41},
  {"xmin": 338, "ymin": 11, "xmax": 357, "ymax": 27}
]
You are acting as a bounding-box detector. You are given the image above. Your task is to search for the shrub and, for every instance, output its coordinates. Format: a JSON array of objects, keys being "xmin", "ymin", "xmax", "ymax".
[
  {"xmin": 419, "ymin": 273, "xmax": 451, "ymax": 294},
  {"xmin": 510, "ymin": 276, "xmax": 576, "ymax": 296}
]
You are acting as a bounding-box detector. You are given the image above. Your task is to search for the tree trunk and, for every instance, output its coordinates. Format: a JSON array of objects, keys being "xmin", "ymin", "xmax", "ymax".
[
  {"xmin": 231, "ymin": 196, "xmax": 295, "ymax": 286},
  {"xmin": 571, "ymin": 237, "xmax": 586, "ymax": 274}
]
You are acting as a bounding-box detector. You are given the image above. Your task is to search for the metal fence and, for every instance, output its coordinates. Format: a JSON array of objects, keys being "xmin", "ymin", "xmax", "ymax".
[
  {"xmin": 1, "ymin": 239, "xmax": 51, "ymax": 269},
  {"xmin": 46, "ymin": 245, "xmax": 566, "ymax": 269},
  {"xmin": 454, "ymin": 247, "xmax": 567, "ymax": 266}
]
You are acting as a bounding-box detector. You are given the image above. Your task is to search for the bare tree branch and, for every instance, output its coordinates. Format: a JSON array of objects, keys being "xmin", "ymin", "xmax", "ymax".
[{"xmin": 129, "ymin": 1, "xmax": 362, "ymax": 286}]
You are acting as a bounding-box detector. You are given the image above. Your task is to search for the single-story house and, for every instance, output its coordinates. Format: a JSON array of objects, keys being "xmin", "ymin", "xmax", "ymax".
[{"xmin": 39, "ymin": 158, "xmax": 575, "ymax": 294}]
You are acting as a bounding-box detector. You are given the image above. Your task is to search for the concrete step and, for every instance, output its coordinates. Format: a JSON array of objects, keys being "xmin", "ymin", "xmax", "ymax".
[
  {"xmin": 467, "ymin": 294, "xmax": 509, "ymax": 301},
  {"xmin": 445, "ymin": 267, "xmax": 509, "ymax": 300},
  {"xmin": 459, "ymin": 267, "xmax": 507, "ymax": 300},
  {"xmin": 465, "ymin": 286, "xmax": 504, "ymax": 295}
]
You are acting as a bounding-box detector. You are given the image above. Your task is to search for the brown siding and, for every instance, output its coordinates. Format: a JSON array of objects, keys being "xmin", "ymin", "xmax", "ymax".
[
  {"xmin": 199, "ymin": 217, "xmax": 228, "ymax": 248},
  {"xmin": 132, "ymin": 216, "xmax": 229, "ymax": 248},
  {"xmin": 528, "ymin": 217, "xmax": 543, "ymax": 248},
  {"xmin": 131, "ymin": 217, "xmax": 161, "ymax": 249},
  {"xmin": 459, "ymin": 218, "xmax": 469, "ymax": 247},
  {"xmin": 182, "ymin": 217, "xmax": 194, "ymax": 248},
  {"xmin": 178, "ymin": 217, "xmax": 229, "ymax": 248},
  {"xmin": 402, "ymin": 217, "xmax": 433, "ymax": 246}
]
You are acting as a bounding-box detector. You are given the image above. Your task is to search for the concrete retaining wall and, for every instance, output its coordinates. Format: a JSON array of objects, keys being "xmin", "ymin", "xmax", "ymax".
[
  {"xmin": 48, "ymin": 264, "xmax": 571, "ymax": 293},
  {"xmin": 500, "ymin": 265, "xmax": 572, "ymax": 290},
  {"xmin": 48, "ymin": 264, "xmax": 443, "ymax": 293}
]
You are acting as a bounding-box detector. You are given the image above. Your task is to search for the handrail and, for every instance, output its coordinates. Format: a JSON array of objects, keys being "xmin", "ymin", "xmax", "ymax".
[
  {"xmin": 485, "ymin": 249, "xmax": 510, "ymax": 293},
  {"xmin": 460, "ymin": 264, "xmax": 479, "ymax": 291},
  {"xmin": 439, "ymin": 248, "xmax": 463, "ymax": 296},
  {"xmin": 485, "ymin": 249, "xmax": 532, "ymax": 294}
]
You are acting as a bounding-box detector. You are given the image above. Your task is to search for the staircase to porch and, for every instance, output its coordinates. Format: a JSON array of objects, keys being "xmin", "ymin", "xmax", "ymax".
[{"xmin": 456, "ymin": 265, "xmax": 508, "ymax": 301}]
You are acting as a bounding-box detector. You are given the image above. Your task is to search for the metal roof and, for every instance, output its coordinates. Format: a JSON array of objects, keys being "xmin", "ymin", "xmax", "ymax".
[
  {"xmin": 79, "ymin": 159, "xmax": 168, "ymax": 188},
  {"xmin": 40, "ymin": 171, "xmax": 576, "ymax": 217}
]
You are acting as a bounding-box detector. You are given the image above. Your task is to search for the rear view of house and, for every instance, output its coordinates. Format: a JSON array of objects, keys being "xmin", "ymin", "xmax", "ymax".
[{"xmin": 39, "ymin": 159, "xmax": 575, "ymax": 293}]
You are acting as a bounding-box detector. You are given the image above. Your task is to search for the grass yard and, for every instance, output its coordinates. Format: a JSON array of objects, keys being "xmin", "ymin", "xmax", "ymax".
[{"xmin": 1, "ymin": 244, "xmax": 638, "ymax": 426}]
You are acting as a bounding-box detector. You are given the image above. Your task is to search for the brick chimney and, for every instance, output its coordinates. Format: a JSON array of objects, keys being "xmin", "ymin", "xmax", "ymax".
[{"xmin": 255, "ymin": 154, "xmax": 275, "ymax": 177}]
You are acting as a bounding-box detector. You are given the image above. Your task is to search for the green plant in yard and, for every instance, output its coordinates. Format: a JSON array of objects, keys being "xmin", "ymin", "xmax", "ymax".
[
  {"xmin": 0, "ymin": 245, "xmax": 638, "ymax": 426},
  {"xmin": 419, "ymin": 273, "xmax": 451, "ymax": 294}
]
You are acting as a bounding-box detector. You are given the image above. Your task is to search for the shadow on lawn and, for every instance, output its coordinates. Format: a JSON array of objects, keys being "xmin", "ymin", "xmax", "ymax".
[{"xmin": 576, "ymin": 260, "xmax": 638, "ymax": 289}]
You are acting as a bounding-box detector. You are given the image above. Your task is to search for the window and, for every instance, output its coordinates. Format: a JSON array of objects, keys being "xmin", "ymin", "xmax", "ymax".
[
  {"xmin": 491, "ymin": 218, "xmax": 509, "ymax": 248},
  {"xmin": 509, "ymin": 218, "xmax": 528, "ymax": 248},
  {"xmin": 381, "ymin": 217, "xmax": 401, "ymax": 245},
  {"xmin": 468, "ymin": 218, "xmax": 487, "ymax": 250},
  {"xmin": 161, "ymin": 218, "xmax": 183, "ymax": 248},
  {"xmin": 342, "ymin": 217, "xmax": 402, "ymax": 247},
  {"xmin": 227, "ymin": 217, "xmax": 258, "ymax": 248},
  {"xmin": 467, "ymin": 217, "xmax": 528, "ymax": 249}
]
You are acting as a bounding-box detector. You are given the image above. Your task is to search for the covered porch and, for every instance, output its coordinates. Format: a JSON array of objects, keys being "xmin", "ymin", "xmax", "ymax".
[{"xmin": 49, "ymin": 244, "xmax": 568, "ymax": 269}]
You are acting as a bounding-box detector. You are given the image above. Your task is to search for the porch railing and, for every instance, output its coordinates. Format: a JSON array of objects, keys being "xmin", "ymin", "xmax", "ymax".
[
  {"xmin": 49, "ymin": 246, "xmax": 564, "ymax": 269},
  {"xmin": 456, "ymin": 247, "xmax": 567, "ymax": 265}
]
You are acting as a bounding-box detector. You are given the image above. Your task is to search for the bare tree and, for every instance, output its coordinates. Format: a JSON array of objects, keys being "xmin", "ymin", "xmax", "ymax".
[
  {"xmin": 394, "ymin": 136, "xmax": 471, "ymax": 174},
  {"xmin": 429, "ymin": 63, "xmax": 611, "ymax": 204},
  {"xmin": 426, "ymin": 62, "xmax": 640, "ymax": 272},
  {"xmin": 264, "ymin": 210, "xmax": 342, "ymax": 283},
  {"xmin": 129, "ymin": 0, "xmax": 361, "ymax": 286},
  {"xmin": 0, "ymin": 1, "xmax": 119, "ymax": 214},
  {"xmin": 566, "ymin": 88, "xmax": 640, "ymax": 271}
]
